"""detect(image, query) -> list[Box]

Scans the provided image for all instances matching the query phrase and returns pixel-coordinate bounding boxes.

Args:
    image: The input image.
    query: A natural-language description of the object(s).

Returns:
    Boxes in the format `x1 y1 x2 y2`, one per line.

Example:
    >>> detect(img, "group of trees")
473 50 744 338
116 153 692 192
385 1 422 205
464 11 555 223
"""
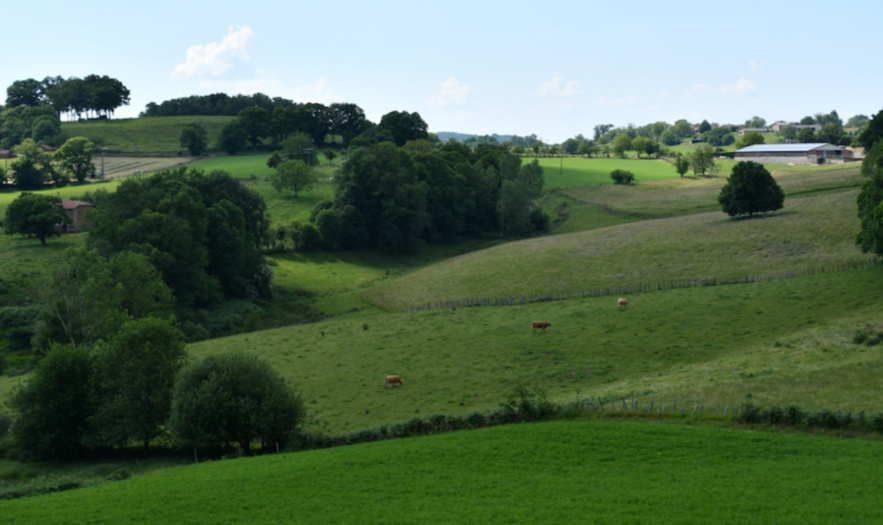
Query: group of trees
296 141 547 252
0 136 99 188
10 316 304 459
84 168 272 315
4 75 130 121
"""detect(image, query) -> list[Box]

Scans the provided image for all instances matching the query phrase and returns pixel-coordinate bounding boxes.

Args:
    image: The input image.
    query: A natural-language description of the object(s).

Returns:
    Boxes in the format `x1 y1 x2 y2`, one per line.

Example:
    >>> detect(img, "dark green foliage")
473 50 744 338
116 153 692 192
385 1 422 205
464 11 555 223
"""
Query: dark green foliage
10 344 94 459
852 326 883 346
4 192 67 245
91 317 186 450
856 139 883 256
217 119 247 154
169 352 305 453
610 169 635 184
87 168 270 308
179 123 208 156
377 110 428 146
718 161 784 217
33 248 128 349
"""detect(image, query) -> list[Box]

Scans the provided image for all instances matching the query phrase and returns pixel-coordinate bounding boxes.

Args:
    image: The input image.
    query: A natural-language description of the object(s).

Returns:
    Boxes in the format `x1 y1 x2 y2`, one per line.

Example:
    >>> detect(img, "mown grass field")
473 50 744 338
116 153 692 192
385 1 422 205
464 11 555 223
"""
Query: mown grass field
3 422 882 524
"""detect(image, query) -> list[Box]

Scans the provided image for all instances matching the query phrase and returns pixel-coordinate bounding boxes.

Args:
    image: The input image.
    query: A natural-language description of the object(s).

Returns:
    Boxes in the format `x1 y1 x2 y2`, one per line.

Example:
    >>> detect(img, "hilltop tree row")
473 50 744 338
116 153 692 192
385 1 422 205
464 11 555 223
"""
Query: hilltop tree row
4 75 130 120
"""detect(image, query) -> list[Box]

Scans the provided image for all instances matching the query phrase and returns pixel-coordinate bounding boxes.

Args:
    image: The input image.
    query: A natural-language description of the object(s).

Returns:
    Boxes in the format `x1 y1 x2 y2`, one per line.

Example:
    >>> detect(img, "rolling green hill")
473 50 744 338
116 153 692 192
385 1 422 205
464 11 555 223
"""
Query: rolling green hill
2 422 882 524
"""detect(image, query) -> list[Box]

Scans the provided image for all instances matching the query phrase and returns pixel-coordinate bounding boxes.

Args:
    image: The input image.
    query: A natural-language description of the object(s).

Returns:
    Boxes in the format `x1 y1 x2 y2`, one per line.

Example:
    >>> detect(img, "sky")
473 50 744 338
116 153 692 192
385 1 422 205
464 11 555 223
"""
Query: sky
3 0 881 144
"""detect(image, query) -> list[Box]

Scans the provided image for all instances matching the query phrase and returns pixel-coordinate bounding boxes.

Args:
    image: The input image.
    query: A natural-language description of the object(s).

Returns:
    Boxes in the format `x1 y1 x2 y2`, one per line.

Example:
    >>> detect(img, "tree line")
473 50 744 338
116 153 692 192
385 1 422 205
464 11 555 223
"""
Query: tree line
269 141 548 254
3 75 130 121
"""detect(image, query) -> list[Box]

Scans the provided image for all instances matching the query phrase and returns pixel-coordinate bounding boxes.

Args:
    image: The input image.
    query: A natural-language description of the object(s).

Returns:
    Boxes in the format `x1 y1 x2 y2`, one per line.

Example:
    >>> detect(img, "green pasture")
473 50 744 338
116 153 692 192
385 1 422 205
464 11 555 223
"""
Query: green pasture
189 154 338 224
3 421 882 524
57 116 234 154
178 267 883 435
365 187 865 311
535 156 693 186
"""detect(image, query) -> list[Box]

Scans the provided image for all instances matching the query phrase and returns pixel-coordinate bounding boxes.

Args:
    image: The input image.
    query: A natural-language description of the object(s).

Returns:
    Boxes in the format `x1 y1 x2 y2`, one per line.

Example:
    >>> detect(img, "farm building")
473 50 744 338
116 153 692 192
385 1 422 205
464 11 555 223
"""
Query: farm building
60 200 95 232
734 143 854 165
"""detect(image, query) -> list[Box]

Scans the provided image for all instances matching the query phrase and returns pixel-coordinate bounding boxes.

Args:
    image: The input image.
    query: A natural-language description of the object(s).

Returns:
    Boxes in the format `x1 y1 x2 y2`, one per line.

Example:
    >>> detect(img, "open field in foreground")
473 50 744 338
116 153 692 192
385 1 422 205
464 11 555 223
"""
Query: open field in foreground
3 421 882 524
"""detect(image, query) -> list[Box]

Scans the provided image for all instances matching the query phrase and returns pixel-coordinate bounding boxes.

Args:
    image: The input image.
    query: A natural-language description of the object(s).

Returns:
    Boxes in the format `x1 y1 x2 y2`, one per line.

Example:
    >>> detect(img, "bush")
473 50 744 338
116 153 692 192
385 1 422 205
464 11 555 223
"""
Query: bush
610 169 635 185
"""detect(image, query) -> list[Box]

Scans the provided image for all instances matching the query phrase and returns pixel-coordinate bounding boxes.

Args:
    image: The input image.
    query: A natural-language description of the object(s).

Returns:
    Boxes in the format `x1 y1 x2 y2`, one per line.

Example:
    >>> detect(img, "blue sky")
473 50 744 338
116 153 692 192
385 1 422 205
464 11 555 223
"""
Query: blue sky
4 0 881 143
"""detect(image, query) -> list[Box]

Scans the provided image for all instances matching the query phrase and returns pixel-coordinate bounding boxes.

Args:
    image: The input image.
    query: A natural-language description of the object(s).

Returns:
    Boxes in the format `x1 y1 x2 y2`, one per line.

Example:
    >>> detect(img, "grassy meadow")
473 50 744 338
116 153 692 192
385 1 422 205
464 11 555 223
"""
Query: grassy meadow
3 422 882 524
57 116 234 154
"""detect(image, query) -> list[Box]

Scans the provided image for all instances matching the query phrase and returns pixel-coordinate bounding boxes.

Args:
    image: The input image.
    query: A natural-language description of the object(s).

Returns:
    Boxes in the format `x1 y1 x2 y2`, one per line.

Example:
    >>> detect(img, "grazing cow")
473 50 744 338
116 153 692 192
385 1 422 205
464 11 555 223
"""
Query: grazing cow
384 375 404 389
617 298 629 310
531 321 552 332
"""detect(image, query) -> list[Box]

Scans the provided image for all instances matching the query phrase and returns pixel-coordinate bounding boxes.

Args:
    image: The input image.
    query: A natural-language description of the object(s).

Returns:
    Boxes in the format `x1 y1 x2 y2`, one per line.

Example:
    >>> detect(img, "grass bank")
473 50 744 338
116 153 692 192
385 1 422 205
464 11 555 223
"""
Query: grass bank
2 421 881 524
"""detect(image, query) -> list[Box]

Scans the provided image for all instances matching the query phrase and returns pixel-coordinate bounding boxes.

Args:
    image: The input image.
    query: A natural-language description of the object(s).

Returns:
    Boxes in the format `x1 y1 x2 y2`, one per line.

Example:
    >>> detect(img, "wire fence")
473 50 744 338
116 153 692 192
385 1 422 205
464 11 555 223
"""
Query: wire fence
409 258 881 311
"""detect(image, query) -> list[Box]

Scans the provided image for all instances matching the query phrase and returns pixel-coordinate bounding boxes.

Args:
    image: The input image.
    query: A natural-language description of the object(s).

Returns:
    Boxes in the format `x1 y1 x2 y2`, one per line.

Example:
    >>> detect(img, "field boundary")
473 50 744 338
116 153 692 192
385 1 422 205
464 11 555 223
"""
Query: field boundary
409 258 881 311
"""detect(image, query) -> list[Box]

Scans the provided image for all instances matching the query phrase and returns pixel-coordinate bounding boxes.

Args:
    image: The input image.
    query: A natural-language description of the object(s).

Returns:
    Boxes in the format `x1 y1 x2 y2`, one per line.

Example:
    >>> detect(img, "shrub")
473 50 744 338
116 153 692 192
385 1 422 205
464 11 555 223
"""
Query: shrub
610 169 635 185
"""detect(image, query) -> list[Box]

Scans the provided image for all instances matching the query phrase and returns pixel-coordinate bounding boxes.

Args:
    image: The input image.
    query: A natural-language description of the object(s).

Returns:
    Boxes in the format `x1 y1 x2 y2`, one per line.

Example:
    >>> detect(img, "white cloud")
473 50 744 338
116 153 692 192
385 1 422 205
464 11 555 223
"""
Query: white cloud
290 77 341 104
535 76 584 97
682 83 713 98
429 77 472 107
720 78 756 95
598 95 638 107
171 26 253 78
749 59 762 71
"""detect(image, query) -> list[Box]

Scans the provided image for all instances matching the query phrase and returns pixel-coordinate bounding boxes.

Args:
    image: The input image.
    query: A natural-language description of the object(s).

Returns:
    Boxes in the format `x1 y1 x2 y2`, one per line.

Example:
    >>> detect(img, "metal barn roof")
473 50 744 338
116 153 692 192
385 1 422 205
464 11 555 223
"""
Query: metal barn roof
735 143 831 153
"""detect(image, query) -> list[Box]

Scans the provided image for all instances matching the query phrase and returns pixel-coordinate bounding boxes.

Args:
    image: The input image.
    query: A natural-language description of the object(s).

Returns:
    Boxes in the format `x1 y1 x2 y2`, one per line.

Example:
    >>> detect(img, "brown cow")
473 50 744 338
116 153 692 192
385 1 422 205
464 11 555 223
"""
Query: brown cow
617 298 629 310
531 321 551 332
384 375 404 389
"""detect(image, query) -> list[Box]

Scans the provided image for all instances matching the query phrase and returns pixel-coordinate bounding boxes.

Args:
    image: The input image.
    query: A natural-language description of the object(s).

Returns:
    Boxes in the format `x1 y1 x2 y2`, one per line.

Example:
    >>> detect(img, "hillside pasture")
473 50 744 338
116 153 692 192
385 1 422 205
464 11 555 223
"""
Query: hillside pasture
57 116 234 154
186 266 883 434
4 421 881 523
364 187 865 311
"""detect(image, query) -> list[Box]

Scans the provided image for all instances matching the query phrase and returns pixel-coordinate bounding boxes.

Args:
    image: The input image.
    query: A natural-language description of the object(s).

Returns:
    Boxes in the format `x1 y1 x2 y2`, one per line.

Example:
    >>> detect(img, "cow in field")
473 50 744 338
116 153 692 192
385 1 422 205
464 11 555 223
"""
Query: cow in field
384 375 404 389
617 298 629 310
531 321 552 332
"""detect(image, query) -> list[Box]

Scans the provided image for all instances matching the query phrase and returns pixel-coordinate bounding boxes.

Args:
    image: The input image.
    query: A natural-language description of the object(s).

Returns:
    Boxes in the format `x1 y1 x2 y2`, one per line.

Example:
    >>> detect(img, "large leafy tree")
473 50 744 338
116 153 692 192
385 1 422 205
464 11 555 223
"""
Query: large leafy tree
10 344 95 459
689 144 717 176
856 138 883 257
271 159 317 197
92 317 186 450
3 192 67 245
169 352 306 455
10 138 52 188
378 110 428 147
180 122 208 156
718 161 784 218
55 136 97 182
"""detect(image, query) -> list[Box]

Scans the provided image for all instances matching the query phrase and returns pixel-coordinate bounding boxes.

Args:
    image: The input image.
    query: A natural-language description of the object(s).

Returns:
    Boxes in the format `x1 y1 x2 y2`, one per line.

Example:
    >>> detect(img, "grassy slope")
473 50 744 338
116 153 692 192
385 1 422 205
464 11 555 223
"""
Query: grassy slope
56 116 234 154
185 266 883 434
365 188 866 311
3 422 882 524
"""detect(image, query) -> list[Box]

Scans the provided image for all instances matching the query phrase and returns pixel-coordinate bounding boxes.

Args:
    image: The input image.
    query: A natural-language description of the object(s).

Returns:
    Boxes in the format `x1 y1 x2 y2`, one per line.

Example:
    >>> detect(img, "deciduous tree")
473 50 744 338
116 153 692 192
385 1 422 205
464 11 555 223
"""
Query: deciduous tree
92 317 186 450
169 352 306 454
55 136 97 182
3 192 67 245
180 122 208 156
271 159 317 197
689 144 716 176
718 161 784 217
